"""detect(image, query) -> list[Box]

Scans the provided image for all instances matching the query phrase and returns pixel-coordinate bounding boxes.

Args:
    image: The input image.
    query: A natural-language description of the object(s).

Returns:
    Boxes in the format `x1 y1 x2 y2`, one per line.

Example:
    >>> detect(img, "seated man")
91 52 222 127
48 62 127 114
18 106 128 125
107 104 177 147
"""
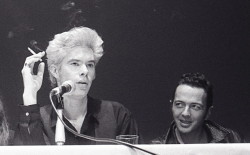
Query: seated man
14 27 139 145
152 72 243 144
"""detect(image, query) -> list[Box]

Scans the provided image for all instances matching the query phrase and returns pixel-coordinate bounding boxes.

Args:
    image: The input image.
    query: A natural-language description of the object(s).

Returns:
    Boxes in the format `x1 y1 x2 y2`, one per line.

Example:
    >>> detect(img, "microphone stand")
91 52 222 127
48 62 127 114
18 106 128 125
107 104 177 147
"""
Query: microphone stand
55 95 65 145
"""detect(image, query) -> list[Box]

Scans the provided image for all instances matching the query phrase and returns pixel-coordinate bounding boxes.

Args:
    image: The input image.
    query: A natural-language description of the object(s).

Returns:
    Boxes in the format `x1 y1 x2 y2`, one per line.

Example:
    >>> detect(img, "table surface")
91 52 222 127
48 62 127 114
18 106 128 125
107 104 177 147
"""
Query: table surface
0 144 249 155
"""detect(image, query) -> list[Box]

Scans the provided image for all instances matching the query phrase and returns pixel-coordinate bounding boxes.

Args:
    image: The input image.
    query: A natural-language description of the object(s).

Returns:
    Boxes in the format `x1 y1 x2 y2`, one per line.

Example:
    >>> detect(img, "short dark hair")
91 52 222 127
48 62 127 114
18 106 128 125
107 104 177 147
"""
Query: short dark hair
175 72 213 109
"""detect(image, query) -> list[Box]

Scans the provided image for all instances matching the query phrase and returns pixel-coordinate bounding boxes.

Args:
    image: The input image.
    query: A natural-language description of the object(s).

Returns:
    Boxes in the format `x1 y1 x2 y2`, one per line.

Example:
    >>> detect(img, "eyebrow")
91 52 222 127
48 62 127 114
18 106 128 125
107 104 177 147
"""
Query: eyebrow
68 59 81 62
68 59 96 64
174 100 203 105
173 100 183 103
88 60 96 63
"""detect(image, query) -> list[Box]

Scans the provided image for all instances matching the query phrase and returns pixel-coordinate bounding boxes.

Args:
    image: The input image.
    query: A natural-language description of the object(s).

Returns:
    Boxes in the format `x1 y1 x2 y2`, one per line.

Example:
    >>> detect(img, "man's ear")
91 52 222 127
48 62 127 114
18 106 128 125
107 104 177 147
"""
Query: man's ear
49 65 59 79
205 106 213 120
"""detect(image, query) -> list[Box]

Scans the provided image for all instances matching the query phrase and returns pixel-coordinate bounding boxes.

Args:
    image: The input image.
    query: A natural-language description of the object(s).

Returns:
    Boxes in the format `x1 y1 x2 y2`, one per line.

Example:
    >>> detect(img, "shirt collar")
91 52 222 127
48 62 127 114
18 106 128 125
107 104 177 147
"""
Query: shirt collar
169 121 210 144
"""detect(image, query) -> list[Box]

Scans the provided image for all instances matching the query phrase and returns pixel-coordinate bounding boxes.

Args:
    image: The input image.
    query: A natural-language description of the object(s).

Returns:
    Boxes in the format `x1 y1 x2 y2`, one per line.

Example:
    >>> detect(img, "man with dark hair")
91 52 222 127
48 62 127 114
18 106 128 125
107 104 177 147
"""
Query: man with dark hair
152 72 243 144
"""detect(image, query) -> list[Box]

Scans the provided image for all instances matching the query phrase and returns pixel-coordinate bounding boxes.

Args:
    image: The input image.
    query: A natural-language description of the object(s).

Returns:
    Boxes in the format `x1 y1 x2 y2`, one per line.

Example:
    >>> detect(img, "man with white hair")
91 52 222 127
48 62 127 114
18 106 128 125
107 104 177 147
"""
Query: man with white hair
14 27 139 145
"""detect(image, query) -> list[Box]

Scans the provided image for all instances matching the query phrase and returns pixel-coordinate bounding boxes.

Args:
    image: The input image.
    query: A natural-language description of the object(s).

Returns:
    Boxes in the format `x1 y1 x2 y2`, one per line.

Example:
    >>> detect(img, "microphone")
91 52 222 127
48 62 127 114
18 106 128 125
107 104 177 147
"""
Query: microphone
52 80 74 145
51 80 74 96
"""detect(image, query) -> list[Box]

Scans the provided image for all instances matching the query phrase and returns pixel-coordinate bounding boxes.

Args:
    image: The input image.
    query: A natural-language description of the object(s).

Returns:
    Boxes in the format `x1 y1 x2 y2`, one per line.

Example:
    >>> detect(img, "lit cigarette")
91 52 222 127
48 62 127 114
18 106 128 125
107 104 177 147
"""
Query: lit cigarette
28 47 36 55
28 47 43 61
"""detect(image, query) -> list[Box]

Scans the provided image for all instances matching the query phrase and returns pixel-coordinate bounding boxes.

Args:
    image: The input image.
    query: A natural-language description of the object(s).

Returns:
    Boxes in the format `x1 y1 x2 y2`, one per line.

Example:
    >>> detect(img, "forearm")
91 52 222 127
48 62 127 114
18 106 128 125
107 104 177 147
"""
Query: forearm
22 89 38 106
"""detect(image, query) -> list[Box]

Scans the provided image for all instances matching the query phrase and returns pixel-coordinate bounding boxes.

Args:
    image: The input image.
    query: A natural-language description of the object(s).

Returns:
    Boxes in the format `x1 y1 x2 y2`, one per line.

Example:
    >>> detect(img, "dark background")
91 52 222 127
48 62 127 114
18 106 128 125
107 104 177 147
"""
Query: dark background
0 0 250 143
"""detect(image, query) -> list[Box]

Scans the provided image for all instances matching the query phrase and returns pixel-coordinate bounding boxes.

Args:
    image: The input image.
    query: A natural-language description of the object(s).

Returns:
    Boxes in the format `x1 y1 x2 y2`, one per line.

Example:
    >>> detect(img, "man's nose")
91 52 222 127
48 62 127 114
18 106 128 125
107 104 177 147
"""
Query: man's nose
80 65 88 76
181 106 191 118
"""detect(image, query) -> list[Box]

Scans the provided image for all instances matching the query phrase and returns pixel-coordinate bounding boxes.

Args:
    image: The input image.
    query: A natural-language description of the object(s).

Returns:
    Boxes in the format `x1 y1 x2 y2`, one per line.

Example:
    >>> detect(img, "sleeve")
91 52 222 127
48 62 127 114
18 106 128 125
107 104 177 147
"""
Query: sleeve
13 104 46 145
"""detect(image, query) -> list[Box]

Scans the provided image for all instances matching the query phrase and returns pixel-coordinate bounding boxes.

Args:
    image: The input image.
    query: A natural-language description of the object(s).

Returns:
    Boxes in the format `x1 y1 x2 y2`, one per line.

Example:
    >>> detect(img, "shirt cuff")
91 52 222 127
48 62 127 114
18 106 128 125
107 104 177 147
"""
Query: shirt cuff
19 104 40 124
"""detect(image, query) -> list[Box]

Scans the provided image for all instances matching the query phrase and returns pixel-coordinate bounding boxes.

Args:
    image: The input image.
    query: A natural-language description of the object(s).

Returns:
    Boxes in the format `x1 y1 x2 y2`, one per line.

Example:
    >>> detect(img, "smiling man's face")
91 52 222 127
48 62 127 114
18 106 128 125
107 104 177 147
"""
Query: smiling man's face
172 84 208 135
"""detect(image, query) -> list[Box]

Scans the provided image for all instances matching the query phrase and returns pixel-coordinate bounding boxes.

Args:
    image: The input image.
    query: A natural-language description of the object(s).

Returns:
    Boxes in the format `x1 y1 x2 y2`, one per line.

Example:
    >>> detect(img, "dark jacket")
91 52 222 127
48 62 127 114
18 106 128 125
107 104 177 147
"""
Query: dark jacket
14 96 139 145
152 120 243 144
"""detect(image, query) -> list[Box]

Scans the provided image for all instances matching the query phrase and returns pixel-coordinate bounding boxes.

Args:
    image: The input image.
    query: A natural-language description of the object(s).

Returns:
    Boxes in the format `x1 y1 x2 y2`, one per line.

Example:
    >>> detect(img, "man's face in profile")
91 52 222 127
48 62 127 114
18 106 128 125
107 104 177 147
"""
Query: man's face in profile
172 84 208 135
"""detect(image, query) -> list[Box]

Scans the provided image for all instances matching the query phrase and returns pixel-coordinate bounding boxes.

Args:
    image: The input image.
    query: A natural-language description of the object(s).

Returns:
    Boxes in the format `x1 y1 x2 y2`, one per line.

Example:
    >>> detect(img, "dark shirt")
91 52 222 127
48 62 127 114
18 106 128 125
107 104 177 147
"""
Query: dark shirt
151 120 244 144
14 96 139 145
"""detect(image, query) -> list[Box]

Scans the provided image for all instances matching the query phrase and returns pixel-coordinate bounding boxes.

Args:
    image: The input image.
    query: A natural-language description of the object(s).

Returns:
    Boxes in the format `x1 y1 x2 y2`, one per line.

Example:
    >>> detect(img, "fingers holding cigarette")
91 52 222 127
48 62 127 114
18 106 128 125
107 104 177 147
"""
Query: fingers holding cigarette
24 48 45 68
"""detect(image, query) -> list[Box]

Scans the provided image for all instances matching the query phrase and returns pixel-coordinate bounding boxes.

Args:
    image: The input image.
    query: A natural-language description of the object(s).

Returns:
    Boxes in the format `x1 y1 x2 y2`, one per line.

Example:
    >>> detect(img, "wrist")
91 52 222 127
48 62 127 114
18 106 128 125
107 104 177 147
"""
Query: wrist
23 90 37 106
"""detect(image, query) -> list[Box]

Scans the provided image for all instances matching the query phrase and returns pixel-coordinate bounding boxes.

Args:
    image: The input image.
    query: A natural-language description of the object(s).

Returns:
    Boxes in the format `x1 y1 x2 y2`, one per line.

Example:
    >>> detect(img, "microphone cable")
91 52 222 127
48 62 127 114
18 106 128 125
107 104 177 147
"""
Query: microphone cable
49 91 158 155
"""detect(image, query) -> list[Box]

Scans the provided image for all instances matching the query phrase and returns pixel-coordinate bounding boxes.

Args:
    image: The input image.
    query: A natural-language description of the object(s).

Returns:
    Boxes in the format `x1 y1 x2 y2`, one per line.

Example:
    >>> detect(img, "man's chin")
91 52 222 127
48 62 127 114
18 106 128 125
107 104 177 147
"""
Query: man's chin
177 126 193 134
63 91 88 98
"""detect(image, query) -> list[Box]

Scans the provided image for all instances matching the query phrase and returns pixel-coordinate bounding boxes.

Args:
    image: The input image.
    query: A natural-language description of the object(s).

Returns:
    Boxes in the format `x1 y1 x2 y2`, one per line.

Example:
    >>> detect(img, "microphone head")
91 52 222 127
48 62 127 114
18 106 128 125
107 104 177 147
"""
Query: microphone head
61 80 75 94
51 80 75 96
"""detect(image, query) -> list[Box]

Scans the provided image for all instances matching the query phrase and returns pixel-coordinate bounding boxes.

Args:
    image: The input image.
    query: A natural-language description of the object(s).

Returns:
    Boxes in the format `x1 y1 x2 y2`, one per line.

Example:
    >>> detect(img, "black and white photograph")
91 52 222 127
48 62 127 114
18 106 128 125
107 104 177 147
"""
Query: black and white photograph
0 0 249 154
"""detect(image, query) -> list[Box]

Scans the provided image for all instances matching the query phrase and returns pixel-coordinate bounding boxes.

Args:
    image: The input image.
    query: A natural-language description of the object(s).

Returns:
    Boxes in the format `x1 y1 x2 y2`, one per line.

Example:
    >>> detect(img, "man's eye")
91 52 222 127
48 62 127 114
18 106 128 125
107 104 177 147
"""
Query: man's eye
174 102 185 108
87 63 95 68
71 62 79 66
191 104 202 111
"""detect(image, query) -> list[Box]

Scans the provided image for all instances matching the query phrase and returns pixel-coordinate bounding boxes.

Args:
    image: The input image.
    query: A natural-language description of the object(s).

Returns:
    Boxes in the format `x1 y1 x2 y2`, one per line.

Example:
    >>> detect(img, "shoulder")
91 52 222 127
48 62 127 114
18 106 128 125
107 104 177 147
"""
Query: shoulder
102 100 128 110
205 120 244 143
223 128 244 143
89 96 132 115
102 100 133 117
